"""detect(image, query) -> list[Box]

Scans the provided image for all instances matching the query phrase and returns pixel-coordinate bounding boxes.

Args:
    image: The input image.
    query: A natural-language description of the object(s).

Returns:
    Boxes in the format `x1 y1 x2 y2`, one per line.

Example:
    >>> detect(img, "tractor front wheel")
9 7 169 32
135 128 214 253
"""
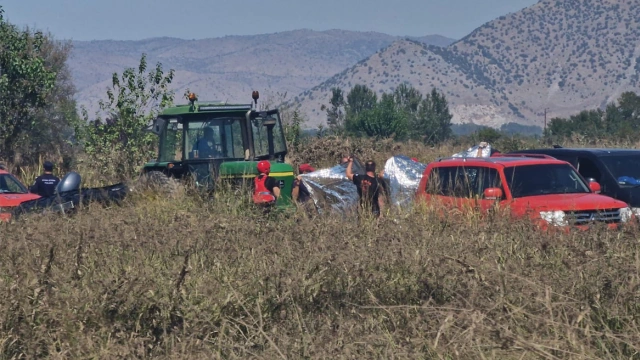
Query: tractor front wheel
136 170 182 196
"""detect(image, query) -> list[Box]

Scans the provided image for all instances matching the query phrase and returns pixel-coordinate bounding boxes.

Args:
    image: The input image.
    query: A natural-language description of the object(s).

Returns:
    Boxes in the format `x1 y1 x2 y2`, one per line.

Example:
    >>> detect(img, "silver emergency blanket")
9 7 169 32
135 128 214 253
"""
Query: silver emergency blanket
298 159 363 215
380 155 427 209
299 156 427 215
452 142 492 158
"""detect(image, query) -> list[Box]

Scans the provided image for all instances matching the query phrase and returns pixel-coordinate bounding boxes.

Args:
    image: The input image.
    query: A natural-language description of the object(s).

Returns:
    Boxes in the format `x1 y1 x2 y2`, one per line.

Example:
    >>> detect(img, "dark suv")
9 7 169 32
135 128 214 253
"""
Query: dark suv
508 147 640 212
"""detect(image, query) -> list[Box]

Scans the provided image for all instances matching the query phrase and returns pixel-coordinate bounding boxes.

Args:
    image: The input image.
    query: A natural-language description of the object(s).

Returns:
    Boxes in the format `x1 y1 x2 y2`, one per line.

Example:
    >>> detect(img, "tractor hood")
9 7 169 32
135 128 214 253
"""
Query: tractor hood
219 161 293 177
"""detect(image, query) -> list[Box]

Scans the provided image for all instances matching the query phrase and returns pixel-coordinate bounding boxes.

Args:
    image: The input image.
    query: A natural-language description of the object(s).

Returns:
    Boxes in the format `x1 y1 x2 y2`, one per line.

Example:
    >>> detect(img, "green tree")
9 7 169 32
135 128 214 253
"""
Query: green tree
571 109 605 139
604 102 626 136
616 91 640 120
393 83 422 117
345 92 408 140
284 110 304 151
546 110 604 140
414 88 453 144
473 127 502 143
321 87 346 133
25 34 80 166
547 116 574 138
345 84 377 117
77 53 175 179
614 91 640 137
0 7 58 163
344 84 378 136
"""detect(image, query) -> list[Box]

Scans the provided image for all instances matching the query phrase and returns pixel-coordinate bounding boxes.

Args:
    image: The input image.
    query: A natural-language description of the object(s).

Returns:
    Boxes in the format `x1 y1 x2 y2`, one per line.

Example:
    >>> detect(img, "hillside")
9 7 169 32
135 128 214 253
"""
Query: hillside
293 0 640 128
68 30 455 114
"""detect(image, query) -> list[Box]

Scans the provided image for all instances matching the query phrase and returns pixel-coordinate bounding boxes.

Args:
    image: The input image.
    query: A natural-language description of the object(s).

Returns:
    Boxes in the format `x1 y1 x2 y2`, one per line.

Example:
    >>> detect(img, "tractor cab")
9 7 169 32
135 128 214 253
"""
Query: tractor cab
142 91 294 205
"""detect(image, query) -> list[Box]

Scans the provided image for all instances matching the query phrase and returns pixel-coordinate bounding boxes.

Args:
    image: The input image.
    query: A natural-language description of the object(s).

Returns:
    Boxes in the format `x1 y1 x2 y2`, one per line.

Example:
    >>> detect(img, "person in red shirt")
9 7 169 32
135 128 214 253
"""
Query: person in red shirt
253 160 281 206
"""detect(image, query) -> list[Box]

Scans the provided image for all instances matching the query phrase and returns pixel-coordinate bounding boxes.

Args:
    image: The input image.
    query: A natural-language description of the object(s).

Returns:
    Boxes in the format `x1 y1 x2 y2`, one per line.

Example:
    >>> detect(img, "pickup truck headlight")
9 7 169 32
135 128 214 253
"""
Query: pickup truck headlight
540 210 567 226
620 207 633 222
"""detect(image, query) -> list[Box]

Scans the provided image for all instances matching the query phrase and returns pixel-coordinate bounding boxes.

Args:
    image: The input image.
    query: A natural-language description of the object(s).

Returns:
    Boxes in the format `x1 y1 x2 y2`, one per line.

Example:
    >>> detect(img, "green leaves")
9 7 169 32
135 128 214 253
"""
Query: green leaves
77 53 175 180
347 92 408 140
413 88 453 145
0 7 64 163
335 84 452 143
547 91 640 142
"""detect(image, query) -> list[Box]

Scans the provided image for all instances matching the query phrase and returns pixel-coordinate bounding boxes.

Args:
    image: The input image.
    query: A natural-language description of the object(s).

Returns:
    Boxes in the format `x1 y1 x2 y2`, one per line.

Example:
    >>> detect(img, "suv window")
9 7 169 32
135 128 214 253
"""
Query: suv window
576 157 602 183
599 154 640 186
426 166 502 198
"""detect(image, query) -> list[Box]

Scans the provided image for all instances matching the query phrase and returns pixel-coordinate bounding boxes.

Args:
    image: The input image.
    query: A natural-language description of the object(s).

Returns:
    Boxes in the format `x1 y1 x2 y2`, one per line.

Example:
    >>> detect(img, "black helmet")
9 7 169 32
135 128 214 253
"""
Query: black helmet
56 171 81 193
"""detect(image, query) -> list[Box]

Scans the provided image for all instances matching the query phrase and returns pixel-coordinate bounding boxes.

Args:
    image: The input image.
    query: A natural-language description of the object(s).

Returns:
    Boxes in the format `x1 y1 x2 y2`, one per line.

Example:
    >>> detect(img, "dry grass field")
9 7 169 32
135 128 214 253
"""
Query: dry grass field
2 136 640 359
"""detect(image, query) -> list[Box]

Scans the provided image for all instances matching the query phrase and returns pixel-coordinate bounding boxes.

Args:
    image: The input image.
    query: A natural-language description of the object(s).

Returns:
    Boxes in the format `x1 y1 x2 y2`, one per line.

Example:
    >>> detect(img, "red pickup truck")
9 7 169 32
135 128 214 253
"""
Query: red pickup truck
415 155 633 230
0 168 41 221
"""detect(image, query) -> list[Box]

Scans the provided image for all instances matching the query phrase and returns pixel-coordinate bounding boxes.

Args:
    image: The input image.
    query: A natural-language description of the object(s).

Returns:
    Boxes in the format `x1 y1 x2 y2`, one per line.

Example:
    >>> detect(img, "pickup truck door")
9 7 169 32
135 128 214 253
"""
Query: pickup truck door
422 165 502 215
420 166 460 209
473 166 507 213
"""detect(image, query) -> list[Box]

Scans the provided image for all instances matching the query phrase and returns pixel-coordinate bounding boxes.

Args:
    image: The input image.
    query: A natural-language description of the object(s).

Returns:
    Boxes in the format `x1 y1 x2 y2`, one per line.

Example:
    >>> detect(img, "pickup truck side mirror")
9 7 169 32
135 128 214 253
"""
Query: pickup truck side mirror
484 187 503 200
589 181 601 194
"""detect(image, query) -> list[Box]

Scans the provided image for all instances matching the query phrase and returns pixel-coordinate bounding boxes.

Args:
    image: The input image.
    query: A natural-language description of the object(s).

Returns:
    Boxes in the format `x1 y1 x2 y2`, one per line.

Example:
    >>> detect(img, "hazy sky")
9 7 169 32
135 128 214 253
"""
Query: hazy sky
2 0 538 41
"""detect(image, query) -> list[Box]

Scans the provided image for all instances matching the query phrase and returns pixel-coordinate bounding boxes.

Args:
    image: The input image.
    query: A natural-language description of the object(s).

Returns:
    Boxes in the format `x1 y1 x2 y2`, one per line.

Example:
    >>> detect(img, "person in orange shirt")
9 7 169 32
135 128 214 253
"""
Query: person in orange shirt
253 160 281 207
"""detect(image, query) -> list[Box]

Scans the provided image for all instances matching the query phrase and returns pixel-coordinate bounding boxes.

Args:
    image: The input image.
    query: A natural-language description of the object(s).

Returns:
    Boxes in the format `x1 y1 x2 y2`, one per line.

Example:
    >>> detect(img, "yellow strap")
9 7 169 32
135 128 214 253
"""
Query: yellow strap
219 172 294 179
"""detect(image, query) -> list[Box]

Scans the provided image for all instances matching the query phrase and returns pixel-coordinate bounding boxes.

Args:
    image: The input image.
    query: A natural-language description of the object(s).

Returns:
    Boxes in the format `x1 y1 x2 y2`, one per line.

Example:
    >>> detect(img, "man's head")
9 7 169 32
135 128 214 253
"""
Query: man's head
257 160 271 174
43 161 54 173
340 157 349 165
365 160 376 173
299 163 315 174
203 127 214 140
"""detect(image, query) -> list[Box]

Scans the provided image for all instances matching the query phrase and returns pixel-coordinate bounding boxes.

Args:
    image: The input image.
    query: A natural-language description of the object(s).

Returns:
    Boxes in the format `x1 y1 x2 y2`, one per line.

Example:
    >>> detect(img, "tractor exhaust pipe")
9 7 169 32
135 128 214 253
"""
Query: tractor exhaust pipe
252 91 259 110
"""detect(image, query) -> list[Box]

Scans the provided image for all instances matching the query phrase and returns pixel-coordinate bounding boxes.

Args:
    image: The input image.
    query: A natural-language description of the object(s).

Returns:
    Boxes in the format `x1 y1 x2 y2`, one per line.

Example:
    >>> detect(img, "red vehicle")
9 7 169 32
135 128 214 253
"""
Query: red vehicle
415 155 634 230
0 168 41 221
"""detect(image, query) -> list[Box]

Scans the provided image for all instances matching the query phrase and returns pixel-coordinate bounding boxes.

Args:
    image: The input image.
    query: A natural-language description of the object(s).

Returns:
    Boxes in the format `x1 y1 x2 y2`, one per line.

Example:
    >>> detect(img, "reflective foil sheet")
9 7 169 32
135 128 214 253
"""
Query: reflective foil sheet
380 155 427 209
299 159 364 215
452 143 492 158
299 156 427 215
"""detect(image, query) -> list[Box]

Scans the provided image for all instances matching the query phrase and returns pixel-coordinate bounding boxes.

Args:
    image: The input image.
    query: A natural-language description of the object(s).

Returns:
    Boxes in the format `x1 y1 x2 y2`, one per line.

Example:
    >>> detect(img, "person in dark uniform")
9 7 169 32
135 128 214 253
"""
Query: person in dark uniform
345 157 385 218
292 163 314 203
292 163 317 214
30 161 60 197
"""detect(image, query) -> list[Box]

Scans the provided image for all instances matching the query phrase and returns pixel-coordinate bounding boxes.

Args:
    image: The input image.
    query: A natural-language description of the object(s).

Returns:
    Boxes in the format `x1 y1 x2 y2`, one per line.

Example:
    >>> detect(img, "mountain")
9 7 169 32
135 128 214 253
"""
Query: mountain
68 29 455 115
292 0 640 128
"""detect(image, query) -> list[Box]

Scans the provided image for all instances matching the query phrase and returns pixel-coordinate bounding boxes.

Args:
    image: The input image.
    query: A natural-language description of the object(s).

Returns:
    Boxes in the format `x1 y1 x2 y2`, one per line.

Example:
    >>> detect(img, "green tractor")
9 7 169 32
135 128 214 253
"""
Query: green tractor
141 91 294 207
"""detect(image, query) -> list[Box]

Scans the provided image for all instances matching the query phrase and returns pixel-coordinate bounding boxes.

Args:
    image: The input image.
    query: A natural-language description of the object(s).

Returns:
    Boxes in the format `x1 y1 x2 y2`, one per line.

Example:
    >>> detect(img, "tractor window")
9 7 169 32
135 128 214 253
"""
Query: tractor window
185 118 244 160
158 118 182 162
251 113 287 158
225 122 246 159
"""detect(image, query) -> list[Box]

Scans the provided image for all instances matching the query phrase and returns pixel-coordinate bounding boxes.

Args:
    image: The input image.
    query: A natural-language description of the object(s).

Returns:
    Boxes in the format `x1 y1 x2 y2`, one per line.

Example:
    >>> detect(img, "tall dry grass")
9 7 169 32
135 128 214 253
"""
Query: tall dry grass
2 137 640 358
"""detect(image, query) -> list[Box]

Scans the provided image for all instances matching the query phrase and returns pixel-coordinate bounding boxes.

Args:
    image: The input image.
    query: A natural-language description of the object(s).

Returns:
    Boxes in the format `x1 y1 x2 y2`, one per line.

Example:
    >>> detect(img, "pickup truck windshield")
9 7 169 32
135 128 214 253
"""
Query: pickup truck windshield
503 164 590 198
0 174 28 194
599 155 640 186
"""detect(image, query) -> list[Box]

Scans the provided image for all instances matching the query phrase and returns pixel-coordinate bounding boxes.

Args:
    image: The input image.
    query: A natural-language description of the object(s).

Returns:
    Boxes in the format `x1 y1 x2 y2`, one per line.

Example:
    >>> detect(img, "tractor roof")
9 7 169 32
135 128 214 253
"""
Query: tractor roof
159 102 254 117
